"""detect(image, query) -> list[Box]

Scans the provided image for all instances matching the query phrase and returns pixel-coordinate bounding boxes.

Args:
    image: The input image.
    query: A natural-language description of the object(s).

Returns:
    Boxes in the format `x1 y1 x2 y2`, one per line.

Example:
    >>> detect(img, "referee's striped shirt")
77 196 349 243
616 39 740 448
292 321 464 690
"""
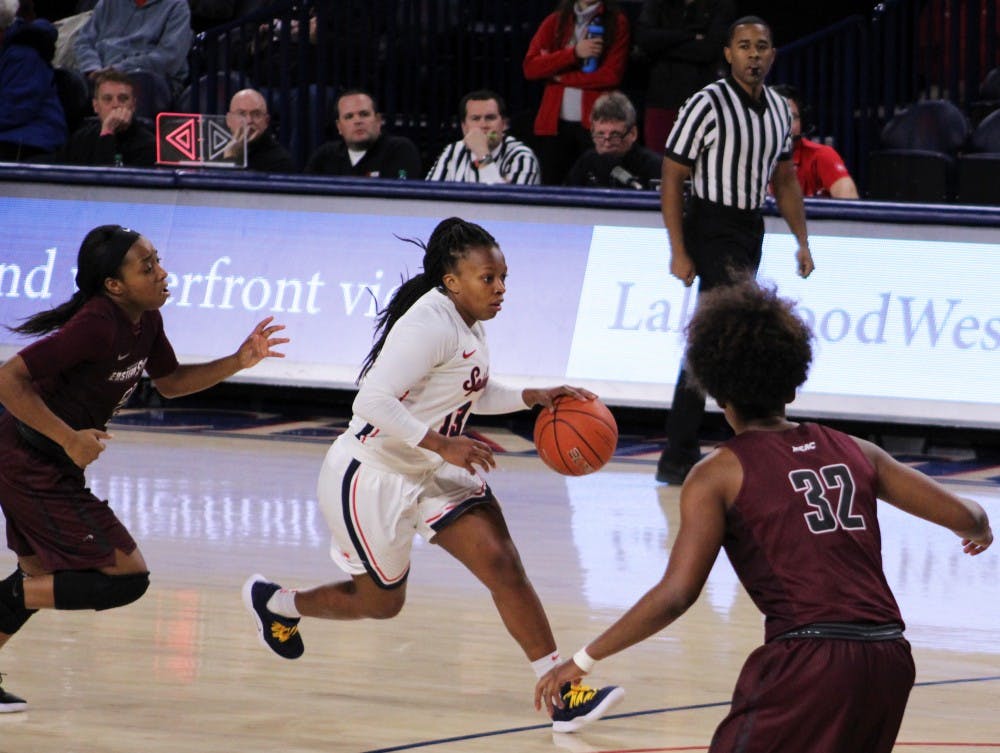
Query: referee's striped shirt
426 135 541 185
665 75 793 210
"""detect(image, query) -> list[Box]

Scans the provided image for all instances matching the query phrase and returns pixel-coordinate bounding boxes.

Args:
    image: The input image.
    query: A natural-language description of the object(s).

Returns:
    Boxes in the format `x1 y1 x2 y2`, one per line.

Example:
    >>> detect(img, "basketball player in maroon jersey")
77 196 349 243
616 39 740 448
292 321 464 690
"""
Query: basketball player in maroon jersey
535 280 992 752
0 225 288 712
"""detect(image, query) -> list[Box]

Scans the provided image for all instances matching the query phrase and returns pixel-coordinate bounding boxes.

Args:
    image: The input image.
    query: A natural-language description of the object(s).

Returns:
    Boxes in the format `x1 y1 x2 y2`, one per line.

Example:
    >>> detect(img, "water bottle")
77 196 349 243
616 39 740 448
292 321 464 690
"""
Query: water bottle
581 21 603 73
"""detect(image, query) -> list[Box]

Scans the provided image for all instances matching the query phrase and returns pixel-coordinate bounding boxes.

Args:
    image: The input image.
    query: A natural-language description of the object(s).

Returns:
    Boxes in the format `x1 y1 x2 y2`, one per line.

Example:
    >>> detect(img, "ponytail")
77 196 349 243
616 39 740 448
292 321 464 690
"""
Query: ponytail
357 217 498 381
8 224 140 336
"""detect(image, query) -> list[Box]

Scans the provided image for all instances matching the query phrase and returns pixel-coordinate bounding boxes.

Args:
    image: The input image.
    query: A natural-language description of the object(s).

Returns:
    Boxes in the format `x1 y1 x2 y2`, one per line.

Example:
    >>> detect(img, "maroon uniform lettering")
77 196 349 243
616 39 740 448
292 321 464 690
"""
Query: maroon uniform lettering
17 295 178 431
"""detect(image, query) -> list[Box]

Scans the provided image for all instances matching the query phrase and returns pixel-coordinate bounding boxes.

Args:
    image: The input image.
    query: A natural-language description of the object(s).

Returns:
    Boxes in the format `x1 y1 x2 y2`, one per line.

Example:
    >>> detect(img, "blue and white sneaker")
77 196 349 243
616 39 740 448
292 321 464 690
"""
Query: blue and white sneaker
242 574 304 660
551 681 624 733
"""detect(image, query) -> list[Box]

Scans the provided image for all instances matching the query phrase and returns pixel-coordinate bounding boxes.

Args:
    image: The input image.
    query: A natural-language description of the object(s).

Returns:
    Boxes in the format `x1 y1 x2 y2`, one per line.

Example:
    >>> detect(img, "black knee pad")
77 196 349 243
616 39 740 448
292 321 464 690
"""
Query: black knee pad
53 571 150 611
0 605 36 635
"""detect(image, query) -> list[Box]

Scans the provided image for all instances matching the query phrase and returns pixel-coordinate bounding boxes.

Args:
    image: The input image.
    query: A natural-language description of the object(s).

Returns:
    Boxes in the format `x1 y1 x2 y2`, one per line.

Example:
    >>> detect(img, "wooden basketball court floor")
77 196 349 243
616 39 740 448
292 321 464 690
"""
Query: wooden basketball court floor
1 423 998 753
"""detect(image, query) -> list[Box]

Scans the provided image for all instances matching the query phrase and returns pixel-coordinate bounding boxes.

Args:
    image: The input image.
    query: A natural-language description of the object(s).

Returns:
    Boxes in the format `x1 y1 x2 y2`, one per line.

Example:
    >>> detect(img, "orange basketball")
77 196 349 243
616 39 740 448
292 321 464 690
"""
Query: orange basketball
533 396 618 476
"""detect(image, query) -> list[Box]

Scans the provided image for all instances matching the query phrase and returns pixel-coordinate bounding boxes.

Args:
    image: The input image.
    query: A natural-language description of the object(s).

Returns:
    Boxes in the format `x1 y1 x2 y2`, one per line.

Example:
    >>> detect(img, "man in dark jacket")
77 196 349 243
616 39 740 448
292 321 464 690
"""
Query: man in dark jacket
564 91 662 189
223 87 294 172
304 89 420 179
55 68 155 166
0 8 66 160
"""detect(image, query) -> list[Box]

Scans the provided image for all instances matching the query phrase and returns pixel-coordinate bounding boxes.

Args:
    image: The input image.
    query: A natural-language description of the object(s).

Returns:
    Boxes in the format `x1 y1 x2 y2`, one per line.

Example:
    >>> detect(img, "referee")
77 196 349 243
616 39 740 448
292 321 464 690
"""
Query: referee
656 15 814 485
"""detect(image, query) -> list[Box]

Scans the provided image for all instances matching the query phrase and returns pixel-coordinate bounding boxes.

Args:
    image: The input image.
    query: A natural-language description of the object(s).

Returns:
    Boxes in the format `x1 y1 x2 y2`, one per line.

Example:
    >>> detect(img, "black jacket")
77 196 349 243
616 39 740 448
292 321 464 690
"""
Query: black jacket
56 116 156 167
245 130 295 172
564 144 664 189
305 133 421 179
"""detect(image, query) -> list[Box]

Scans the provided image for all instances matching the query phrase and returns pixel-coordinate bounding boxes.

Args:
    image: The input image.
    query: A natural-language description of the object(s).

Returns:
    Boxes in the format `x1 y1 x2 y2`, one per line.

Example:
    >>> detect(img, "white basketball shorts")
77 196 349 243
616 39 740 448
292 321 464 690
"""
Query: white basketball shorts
317 440 494 588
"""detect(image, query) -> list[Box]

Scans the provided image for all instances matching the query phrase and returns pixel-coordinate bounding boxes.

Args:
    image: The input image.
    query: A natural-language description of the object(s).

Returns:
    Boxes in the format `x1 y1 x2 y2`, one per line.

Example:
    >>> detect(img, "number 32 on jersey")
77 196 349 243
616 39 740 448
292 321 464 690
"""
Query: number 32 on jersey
789 463 868 534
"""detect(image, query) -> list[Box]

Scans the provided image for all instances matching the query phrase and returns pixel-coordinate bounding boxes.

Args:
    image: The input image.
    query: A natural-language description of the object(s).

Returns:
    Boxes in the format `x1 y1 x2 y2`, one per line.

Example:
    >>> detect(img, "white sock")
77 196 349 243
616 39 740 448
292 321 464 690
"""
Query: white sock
531 651 561 678
266 588 301 618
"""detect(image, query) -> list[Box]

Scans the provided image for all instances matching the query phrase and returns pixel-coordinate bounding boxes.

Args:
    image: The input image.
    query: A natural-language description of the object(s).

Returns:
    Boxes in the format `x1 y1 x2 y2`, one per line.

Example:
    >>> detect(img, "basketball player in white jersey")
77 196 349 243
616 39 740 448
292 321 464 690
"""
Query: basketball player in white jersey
243 217 624 732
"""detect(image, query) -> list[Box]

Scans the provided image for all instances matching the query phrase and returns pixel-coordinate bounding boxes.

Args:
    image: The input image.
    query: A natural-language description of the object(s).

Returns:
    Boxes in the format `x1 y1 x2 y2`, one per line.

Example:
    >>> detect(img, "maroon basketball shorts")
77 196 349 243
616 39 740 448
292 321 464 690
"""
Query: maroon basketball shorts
0 418 137 571
709 635 915 753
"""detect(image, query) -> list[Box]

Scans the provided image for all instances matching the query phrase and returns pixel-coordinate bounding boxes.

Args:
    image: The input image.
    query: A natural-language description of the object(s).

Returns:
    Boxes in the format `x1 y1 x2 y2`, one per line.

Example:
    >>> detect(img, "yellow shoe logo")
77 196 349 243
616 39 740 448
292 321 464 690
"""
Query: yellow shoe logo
270 622 299 644
564 684 597 708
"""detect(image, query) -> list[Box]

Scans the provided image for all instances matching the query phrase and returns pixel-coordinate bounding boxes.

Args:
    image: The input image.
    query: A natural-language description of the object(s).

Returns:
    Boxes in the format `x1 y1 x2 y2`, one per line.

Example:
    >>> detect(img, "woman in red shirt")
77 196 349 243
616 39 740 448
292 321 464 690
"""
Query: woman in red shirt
523 0 630 185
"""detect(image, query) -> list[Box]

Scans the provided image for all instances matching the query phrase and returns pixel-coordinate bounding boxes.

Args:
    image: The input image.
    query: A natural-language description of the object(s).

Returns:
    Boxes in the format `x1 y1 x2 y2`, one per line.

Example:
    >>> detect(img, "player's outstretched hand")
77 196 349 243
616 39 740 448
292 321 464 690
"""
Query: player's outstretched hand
534 657 586 718
235 316 289 369
523 385 597 412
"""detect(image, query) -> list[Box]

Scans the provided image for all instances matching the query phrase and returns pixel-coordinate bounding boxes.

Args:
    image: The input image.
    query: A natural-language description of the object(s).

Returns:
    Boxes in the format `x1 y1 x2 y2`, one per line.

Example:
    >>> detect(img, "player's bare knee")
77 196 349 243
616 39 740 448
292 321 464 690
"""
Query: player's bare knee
367 591 405 619
481 546 529 590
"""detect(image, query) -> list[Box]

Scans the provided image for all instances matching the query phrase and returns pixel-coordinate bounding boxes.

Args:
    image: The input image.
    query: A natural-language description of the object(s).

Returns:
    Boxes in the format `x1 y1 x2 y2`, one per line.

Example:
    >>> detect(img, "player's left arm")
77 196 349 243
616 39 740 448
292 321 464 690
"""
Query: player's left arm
534 450 731 715
772 158 814 278
152 316 287 398
854 437 992 554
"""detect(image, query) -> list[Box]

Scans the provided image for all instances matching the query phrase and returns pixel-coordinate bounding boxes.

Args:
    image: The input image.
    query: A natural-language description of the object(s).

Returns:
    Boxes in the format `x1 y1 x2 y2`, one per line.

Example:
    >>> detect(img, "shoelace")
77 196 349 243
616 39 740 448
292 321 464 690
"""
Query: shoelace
562 683 597 709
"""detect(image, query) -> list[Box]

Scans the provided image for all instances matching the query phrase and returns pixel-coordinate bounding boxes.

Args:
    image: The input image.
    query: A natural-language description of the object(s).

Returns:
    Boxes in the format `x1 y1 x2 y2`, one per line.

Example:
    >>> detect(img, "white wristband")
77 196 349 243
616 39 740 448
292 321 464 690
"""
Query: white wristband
573 647 597 674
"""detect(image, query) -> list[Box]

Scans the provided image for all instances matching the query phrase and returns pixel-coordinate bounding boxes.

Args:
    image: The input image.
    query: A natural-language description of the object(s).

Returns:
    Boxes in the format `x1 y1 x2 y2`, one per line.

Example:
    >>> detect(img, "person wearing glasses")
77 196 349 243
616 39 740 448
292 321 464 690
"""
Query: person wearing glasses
563 91 662 189
223 88 294 172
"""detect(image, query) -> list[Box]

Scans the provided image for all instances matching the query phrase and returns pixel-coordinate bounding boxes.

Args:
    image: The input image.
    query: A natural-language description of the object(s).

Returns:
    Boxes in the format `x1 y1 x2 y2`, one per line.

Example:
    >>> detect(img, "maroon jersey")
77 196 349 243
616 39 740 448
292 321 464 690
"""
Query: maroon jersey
17 295 178 431
721 423 903 642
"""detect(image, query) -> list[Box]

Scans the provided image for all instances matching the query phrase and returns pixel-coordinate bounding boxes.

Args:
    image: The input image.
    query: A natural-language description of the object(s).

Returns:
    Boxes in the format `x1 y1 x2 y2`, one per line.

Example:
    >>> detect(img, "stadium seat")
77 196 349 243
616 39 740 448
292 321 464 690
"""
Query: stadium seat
867 100 970 202
956 109 1000 205
969 67 1000 126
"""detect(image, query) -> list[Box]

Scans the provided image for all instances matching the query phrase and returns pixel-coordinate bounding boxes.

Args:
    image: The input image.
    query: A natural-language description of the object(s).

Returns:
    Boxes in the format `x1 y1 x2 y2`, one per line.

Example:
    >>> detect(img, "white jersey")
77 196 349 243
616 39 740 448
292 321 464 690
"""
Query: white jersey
338 288 527 475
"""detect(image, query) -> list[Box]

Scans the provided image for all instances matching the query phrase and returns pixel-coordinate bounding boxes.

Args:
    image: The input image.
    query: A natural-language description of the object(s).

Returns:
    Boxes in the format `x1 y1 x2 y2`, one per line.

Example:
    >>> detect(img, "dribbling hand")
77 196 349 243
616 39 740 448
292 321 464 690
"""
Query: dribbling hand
523 385 597 412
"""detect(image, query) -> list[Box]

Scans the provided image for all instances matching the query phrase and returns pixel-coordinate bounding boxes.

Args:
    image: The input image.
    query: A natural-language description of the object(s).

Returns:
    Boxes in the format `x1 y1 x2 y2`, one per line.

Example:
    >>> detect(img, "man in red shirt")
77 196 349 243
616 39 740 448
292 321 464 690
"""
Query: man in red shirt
772 84 859 199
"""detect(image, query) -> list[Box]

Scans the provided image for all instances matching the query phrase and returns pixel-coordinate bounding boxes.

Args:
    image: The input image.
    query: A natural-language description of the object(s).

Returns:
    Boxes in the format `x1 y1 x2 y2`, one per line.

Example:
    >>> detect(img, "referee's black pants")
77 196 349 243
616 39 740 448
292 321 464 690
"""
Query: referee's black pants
663 199 765 465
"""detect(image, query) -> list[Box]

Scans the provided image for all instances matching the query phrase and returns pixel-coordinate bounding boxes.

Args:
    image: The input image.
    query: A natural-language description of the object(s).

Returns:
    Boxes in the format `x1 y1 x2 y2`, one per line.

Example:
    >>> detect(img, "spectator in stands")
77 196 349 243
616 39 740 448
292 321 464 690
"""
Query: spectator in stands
770 84 859 199
55 68 155 166
523 0 630 185
564 91 662 189
0 0 66 160
634 0 734 152
304 89 421 179
222 87 294 172
426 89 540 185
72 0 192 104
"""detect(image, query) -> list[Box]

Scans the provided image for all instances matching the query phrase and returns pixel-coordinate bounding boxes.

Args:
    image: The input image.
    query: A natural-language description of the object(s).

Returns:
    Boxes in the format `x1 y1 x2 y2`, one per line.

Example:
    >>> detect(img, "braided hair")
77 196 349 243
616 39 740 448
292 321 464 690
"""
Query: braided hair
9 224 140 336
358 217 498 381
